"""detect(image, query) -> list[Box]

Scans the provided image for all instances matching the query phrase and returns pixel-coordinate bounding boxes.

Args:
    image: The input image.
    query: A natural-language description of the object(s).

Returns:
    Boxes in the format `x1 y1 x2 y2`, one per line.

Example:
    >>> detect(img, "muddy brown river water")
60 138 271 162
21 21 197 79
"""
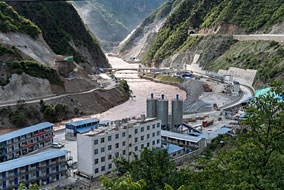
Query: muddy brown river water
0 56 186 133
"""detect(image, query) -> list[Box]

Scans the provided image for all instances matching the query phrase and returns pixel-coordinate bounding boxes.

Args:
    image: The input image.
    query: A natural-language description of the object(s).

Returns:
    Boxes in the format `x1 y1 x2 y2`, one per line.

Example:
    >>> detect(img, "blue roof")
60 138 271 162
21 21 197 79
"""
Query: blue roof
163 144 184 154
66 118 99 127
0 150 69 173
161 130 202 143
75 126 92 133
199 127 231 140
0 122 54 143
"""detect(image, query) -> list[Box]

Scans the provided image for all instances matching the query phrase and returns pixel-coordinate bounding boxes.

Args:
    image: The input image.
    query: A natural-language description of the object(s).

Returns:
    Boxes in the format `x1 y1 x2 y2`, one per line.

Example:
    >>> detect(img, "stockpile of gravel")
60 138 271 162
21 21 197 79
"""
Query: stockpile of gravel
179 79 212 113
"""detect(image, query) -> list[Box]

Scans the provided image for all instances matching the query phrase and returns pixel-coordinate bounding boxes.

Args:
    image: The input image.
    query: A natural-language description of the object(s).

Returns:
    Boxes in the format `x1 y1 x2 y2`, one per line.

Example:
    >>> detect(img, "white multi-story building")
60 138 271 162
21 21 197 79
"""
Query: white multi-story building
77 117 161 178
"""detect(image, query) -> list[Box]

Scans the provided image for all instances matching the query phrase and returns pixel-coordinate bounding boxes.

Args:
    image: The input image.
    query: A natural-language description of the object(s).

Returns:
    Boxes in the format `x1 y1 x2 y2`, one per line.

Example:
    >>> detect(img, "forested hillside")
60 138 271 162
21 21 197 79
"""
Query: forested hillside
73 0 166 51
143 0 284 65
7 1 109 68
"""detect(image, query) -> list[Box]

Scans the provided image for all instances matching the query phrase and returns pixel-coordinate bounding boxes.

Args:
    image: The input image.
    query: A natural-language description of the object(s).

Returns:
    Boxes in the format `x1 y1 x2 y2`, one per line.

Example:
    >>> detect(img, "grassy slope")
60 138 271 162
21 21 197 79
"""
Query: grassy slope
143 0 284 65
206 41 284 89
0 2 41 38
8 1 108 67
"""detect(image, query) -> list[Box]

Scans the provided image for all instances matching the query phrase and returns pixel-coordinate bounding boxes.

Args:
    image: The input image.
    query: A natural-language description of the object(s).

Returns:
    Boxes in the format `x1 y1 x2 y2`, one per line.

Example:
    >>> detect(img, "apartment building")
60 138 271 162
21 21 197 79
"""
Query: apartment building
0 122 54 162
77 117 161 178
0 150 71 190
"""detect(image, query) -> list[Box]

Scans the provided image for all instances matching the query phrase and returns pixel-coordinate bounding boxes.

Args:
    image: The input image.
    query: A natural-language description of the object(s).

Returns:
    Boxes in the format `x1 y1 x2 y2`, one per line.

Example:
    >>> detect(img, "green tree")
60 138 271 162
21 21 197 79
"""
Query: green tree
114 148 177 190
100 174 146 190
187 81 284 190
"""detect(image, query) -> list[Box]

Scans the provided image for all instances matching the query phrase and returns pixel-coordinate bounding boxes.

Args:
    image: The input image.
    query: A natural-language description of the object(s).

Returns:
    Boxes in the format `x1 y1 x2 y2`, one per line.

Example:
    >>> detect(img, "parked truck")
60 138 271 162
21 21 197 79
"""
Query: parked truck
202 120 214 127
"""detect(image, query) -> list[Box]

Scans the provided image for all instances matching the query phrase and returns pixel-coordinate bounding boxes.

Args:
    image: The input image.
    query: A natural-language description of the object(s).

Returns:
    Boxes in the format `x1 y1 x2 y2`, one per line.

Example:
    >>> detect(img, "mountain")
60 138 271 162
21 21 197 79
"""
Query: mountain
73 0 166 51
139 0 284 88
117 0 182 62
7 1 109 68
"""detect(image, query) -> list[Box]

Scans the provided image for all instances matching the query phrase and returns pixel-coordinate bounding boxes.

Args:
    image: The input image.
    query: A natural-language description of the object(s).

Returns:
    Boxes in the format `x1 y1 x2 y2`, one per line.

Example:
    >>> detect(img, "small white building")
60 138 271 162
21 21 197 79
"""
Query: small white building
77 117 161 178
163 144 185 159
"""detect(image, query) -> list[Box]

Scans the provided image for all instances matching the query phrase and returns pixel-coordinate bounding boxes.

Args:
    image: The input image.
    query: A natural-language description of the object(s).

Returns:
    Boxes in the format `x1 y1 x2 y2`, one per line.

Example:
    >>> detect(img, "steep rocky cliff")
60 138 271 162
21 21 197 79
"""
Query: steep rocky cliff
73 0 166 51
118 0 182 61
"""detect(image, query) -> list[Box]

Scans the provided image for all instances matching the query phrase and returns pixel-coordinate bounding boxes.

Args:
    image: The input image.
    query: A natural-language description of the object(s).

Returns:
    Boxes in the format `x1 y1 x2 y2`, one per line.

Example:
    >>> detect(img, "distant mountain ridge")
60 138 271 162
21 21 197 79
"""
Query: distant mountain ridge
73 0 166 51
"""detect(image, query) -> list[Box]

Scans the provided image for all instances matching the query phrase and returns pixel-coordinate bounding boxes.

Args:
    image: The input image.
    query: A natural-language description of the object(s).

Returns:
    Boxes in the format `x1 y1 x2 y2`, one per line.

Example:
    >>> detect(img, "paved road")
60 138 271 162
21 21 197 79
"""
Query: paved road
0 87 102 108
190 34 284 43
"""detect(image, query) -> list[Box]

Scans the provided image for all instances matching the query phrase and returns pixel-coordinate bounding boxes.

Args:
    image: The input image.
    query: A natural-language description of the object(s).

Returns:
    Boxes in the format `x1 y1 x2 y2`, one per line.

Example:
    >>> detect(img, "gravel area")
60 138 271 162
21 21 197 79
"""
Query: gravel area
180 78 239 113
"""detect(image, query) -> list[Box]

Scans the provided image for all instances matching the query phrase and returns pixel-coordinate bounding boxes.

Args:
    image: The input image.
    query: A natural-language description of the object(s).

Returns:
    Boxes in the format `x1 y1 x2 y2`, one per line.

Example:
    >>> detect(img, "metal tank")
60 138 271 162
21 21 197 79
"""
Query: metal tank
157 94 169 129
146 93 158 118
171 94 183 128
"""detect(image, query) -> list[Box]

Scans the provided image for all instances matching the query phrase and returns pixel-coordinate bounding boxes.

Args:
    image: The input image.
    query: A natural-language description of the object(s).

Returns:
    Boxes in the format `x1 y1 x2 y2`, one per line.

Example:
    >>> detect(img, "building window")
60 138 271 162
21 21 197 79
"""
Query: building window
101 147 105 153
135 146 138 151
122 141 126 146
108 136 112 141
123 150 126 155
95 168 99 174
108 164 112 169
141 127 144 132
101 166 105 172
95 159 98 164
152 124 155 129
94 139 98 145
157 139 160 144
147 126 150 130
129 135 132 138
147 134 150 139
101 157 105 162
108 145 112 151
135 138 138 143
129 143 132 147
101 138 105 143
135 129 138 134
157 123 160 128
157 131 160 136
122 132 126 137
115 152 119 157
115 143 119 148
141 136 144 141
108 155 112 160
141 144 144 149
152 141 155 145
115 134 119 139
147 142 150 147
94 149 98 155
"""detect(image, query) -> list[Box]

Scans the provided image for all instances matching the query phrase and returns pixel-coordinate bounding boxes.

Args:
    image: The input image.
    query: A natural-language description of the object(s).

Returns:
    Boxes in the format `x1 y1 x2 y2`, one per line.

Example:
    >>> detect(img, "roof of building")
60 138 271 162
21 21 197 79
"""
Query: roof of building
0 150 69 173
0 122 54 143
75 126 92 133
161 130 203 143
163 144 184 154
199 127 231 140
66 118 99 127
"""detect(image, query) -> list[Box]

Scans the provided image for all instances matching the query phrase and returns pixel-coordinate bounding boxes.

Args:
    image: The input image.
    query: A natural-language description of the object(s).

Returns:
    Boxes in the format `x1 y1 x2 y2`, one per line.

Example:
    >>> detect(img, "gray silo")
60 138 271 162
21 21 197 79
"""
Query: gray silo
146 93 158 118
171 94 183 129
157 94 169 129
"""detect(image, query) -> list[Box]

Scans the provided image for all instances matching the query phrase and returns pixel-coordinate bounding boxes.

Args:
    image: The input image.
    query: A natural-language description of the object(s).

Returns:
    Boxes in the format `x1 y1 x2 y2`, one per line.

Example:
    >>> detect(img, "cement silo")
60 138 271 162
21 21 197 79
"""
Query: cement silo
146 93 158 118
171 94 183 128
157 94 169 129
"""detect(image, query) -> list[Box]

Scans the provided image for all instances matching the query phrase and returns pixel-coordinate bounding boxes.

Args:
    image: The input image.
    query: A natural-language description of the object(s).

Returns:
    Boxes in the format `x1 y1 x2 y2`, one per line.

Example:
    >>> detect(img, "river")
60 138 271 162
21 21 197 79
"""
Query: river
0 57 185 134
55 56 186 127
